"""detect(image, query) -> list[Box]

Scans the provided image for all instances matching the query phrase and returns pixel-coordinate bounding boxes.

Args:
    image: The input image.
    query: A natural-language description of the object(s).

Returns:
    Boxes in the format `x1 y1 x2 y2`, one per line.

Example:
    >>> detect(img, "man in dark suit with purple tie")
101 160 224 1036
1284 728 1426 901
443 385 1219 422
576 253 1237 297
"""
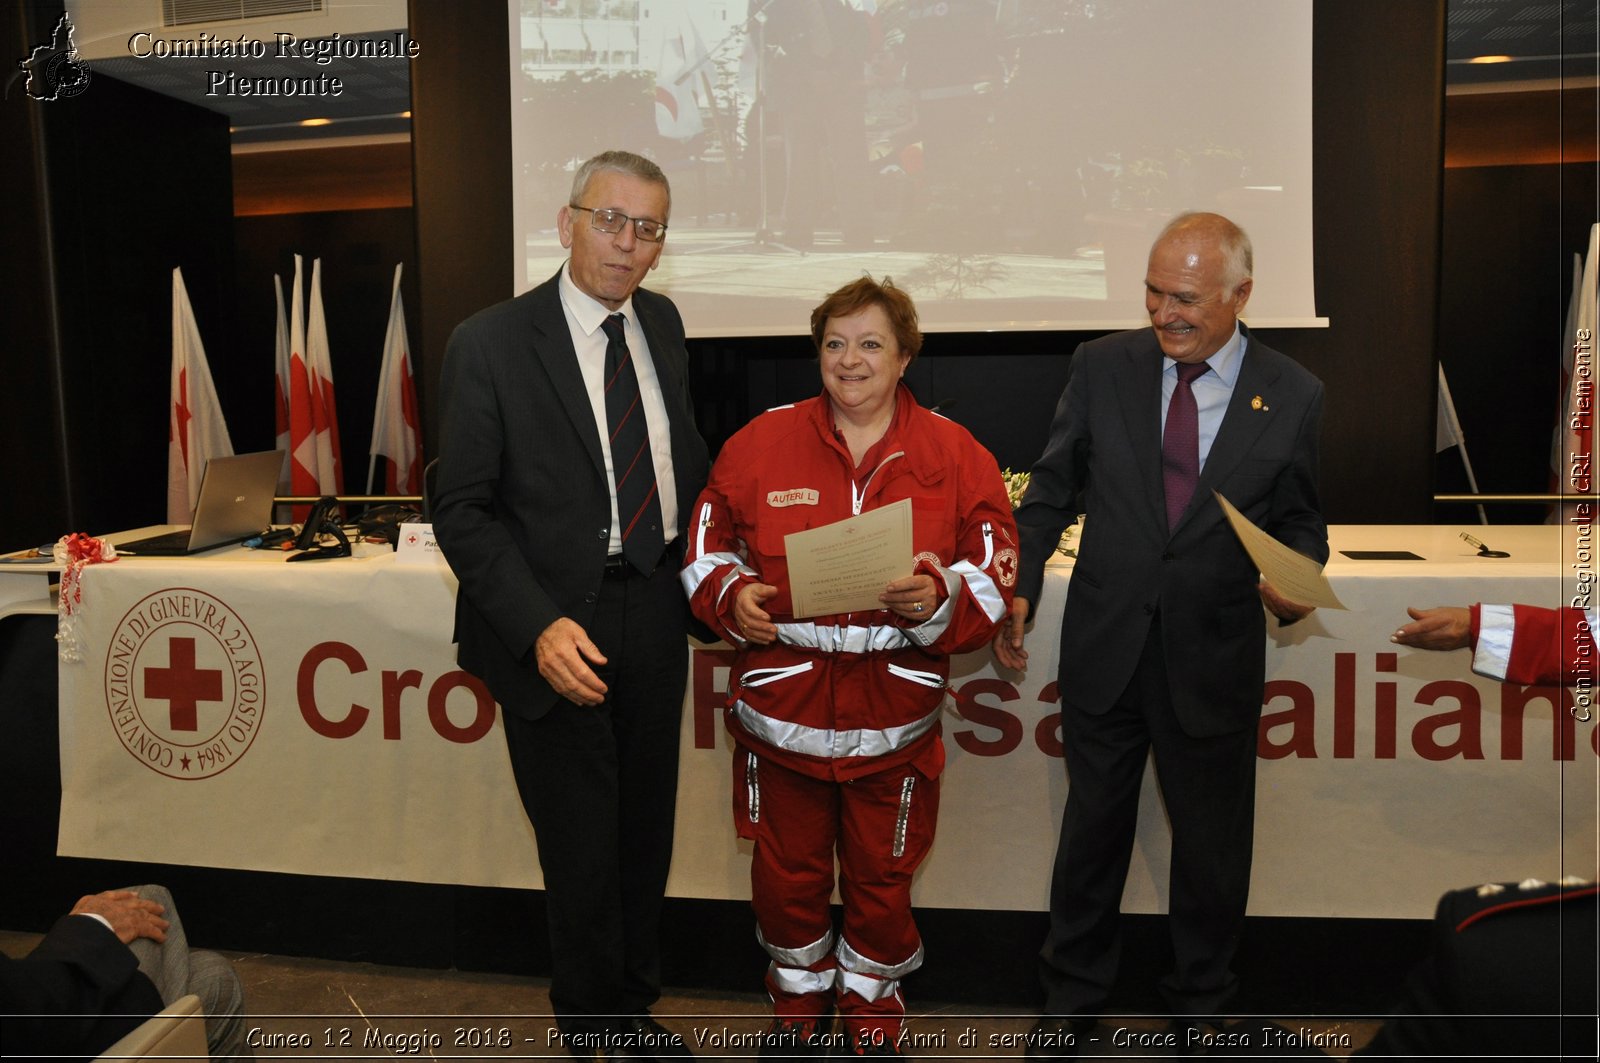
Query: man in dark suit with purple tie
994 212 1327 1056
434 151 708 1060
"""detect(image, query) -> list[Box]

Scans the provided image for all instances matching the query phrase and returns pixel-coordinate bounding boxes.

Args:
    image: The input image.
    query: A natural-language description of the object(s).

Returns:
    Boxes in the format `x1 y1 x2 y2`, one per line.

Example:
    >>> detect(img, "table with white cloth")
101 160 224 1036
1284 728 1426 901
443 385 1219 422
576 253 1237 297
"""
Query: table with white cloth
11 524 1594 921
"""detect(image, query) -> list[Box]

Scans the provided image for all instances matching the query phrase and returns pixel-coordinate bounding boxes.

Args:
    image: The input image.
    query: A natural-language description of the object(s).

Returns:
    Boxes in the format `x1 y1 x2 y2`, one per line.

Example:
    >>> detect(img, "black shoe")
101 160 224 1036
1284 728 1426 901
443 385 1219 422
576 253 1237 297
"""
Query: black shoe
1024 1017 1095 1061
759 1015 833 1057
617 1015 693 1059
555 1027 606 1062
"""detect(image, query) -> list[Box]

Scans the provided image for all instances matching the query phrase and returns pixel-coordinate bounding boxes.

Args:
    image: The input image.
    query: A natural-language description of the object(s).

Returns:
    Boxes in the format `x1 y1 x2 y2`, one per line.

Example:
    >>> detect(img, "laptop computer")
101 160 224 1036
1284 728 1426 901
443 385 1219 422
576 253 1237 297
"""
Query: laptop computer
118 450 286 556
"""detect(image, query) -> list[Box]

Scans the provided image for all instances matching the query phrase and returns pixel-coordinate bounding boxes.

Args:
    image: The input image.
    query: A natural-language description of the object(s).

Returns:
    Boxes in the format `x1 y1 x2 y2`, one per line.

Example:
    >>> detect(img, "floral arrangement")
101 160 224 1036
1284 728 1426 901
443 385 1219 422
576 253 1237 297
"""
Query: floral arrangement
1001 467 1031 509
1000 468 1078 557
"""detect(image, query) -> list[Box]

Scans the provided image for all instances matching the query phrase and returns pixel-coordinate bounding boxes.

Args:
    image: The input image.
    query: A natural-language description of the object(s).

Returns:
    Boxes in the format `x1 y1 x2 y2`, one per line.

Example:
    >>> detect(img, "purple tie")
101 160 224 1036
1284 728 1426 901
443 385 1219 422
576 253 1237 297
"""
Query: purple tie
601 313 665 573
1162 361 1210 532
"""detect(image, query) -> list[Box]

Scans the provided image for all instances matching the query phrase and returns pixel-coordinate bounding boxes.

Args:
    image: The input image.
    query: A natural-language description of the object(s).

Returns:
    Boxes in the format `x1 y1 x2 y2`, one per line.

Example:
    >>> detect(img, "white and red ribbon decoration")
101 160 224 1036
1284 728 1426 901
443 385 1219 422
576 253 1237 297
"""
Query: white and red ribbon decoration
53 533 117 663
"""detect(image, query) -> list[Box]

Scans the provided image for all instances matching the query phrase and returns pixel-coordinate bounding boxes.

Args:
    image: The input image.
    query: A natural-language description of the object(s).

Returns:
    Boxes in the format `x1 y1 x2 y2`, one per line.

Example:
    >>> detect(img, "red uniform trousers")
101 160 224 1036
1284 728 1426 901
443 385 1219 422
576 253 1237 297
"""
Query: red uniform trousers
734 747 941 1044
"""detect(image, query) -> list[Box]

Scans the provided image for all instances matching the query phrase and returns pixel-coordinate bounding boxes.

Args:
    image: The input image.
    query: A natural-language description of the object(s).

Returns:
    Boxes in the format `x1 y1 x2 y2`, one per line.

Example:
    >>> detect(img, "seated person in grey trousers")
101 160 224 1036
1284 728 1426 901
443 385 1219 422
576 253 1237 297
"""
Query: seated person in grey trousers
1 884 251 1060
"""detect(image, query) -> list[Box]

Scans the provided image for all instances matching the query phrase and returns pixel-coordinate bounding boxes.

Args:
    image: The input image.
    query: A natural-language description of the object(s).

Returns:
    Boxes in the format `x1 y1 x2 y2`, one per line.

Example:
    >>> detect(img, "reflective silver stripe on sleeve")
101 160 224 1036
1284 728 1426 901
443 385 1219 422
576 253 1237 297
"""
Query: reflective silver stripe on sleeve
775 622 915 653
892 774 914 857
836 936 925 980
904 521 1002 647
1471 604 1515 682
758 925 834 967
680 549 750 599
732 701 941 760
714 565 758 612
903 567 960 647
950 557 1006 622
745 752 760 824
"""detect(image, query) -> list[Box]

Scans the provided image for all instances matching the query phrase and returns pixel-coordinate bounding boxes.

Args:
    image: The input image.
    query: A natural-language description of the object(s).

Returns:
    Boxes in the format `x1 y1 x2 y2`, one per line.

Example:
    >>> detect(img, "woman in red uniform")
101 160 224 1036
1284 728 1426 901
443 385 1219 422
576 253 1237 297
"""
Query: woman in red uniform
681 277 1017 1057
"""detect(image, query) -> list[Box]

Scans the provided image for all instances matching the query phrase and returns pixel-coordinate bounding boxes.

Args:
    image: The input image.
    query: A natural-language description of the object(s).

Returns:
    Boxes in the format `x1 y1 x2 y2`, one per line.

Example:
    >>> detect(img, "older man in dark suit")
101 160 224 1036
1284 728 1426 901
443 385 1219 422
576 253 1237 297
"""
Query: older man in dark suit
1 886 250 1059
995 212 1327 1055
434 150 708 1060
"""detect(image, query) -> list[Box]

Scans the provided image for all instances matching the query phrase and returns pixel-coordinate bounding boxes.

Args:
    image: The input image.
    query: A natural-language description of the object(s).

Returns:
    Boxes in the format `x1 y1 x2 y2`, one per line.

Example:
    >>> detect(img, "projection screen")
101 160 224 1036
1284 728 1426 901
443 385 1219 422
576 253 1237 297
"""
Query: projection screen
508 0 1320 337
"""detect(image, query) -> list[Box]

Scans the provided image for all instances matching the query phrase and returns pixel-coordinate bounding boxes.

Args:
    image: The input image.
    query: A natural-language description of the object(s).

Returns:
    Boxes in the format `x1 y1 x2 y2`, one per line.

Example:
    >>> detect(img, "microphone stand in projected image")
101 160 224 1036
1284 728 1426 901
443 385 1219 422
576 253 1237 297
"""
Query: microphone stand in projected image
683 1 803 257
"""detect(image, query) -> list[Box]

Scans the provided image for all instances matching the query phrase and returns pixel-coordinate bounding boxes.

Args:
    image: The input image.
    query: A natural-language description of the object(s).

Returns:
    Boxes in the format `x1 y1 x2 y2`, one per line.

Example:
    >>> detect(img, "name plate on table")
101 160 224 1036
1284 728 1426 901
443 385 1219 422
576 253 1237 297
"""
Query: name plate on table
394 523 446 565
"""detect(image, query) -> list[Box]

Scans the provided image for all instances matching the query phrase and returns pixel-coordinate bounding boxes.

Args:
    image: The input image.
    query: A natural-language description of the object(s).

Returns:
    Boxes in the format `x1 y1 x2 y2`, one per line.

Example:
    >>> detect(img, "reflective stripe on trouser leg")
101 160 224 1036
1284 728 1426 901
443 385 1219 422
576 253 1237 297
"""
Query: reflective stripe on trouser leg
747 754 842 1019
760 927 837 1016
833 766 940 1042
836 934 924 1003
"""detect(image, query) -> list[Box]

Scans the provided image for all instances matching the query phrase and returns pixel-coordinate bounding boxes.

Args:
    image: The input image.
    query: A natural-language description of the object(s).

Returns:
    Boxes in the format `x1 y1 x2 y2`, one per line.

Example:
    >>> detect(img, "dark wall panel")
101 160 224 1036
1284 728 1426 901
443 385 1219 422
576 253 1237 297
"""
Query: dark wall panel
1298 0 1445 523
1 4 236 550
409 0 513 468
1436 162 1597 523
1 3 70 552
44 73 238 537
4 3 234 548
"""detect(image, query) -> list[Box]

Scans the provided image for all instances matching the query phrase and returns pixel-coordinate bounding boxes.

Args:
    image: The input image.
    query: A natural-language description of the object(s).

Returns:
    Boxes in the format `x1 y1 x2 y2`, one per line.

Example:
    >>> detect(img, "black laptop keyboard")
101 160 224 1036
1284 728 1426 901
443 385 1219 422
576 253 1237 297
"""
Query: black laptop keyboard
117 529 192 554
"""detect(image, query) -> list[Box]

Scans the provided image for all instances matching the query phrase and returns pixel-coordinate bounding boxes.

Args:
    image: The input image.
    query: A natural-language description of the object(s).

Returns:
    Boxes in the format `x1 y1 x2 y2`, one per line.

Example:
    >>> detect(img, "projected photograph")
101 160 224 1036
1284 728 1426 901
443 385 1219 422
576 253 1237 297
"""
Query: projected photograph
508 0 1316 336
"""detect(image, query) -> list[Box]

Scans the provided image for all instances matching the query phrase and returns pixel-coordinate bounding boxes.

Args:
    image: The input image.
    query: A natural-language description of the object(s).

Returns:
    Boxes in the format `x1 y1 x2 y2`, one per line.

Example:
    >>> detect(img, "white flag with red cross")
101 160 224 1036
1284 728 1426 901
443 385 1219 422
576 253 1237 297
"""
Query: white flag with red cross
366 263 421 494
166 267 234 523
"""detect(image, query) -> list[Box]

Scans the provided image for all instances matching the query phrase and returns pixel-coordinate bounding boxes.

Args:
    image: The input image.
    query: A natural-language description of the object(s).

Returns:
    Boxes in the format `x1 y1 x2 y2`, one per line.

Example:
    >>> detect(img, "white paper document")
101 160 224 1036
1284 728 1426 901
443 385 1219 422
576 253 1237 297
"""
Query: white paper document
1213 491 1346 610
783 498 914 619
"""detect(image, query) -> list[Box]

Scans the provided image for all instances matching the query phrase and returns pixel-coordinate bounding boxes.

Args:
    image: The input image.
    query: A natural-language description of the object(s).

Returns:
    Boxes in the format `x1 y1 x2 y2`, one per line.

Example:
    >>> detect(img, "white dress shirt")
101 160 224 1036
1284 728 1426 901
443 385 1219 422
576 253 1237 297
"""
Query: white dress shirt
1159 324 1246 470
558 262 680 555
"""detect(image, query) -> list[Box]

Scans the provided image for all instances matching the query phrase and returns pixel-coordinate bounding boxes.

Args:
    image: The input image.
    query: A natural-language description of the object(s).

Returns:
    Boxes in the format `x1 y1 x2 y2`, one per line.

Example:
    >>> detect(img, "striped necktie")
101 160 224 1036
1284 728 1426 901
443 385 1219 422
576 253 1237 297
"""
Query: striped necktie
601 313 665 573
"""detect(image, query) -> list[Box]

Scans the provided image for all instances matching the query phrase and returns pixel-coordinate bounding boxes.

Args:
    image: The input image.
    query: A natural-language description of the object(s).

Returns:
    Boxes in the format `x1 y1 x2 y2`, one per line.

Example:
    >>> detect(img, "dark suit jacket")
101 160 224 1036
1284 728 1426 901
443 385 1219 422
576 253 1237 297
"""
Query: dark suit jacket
1016 324 1326 737
433 269 710 720
0 914 163 1059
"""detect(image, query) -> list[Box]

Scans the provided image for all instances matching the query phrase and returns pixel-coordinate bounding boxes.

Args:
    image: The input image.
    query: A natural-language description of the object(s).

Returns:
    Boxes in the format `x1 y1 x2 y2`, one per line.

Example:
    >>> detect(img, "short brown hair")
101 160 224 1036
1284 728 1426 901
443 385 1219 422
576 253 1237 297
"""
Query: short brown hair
810 276 923 363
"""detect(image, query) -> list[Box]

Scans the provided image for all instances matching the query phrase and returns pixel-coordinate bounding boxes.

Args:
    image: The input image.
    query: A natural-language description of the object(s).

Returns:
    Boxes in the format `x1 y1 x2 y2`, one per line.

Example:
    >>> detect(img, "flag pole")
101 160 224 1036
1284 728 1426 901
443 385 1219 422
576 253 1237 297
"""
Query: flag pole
1437 365 1486 525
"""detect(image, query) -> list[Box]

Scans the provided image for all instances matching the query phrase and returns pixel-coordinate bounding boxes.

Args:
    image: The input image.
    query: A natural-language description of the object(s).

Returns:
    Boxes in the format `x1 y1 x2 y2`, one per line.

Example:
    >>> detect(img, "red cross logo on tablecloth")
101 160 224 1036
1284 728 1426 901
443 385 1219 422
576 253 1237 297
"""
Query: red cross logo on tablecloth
143 636 223 732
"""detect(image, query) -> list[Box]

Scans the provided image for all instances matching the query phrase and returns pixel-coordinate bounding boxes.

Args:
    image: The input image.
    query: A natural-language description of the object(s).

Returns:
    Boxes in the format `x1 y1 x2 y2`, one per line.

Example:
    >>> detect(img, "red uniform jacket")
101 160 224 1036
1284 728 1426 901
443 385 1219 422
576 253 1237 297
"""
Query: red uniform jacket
681 387 1017 781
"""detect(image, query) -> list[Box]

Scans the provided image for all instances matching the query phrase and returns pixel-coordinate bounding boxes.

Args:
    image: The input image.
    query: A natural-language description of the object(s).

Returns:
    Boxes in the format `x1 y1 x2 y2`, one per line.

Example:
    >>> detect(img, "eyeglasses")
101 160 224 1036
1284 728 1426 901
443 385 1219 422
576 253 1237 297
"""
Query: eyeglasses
569 205 668 243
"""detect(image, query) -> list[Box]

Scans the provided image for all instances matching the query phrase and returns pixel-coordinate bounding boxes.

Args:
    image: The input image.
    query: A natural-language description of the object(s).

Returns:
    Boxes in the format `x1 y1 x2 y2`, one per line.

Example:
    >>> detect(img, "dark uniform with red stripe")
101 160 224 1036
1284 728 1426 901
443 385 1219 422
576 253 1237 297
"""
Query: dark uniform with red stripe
1357 877 1598 1058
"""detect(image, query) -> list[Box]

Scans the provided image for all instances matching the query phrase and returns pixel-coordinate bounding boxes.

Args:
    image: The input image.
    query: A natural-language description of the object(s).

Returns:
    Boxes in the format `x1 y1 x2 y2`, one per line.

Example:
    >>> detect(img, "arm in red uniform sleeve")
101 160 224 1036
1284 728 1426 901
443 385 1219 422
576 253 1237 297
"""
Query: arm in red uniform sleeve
1471 603 1598 687
679 458 761 646
899 443 1019 655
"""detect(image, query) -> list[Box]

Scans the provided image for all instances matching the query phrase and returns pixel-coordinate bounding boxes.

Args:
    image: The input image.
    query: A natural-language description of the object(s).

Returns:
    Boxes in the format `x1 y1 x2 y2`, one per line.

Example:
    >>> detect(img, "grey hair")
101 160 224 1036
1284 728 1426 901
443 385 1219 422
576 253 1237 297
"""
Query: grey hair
568 150 671 217
1154 211 1252 290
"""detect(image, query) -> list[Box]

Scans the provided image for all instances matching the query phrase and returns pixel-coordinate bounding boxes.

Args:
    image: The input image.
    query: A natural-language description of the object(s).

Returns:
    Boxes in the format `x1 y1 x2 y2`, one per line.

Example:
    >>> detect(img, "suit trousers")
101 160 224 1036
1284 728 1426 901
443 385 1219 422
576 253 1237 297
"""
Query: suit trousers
126 884 251 1060
502 561 688 1035
1040 616 1257 1018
